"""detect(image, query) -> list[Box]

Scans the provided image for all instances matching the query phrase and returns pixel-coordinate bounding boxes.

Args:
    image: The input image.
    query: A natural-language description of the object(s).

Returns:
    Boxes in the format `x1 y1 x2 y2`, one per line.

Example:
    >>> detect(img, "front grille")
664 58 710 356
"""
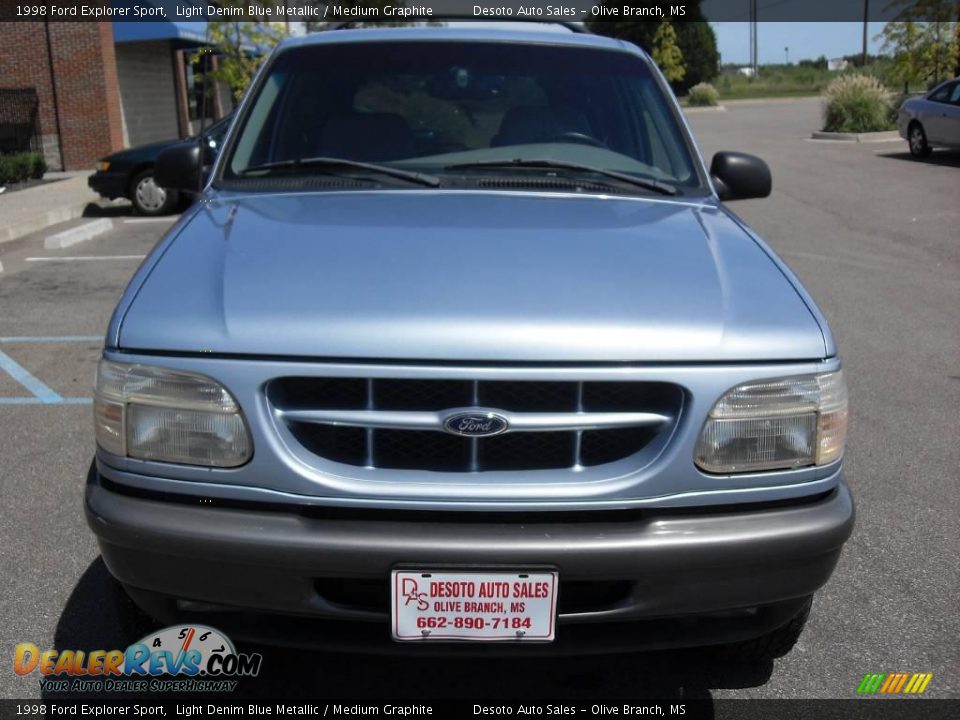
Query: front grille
269 378 681 473
314 578 633 615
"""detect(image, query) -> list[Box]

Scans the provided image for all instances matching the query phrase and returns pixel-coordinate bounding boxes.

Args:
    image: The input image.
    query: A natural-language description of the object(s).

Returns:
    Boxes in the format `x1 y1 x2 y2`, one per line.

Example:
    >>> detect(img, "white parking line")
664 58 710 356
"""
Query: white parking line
123 217 176 224
25 255 146 262
0 336 101 343
0 336 99 405
44 218 114 249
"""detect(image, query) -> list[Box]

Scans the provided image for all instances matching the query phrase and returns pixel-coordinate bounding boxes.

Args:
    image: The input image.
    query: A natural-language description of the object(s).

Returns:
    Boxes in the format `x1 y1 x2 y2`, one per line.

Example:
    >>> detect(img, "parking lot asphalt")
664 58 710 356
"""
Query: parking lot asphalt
0 97 957 702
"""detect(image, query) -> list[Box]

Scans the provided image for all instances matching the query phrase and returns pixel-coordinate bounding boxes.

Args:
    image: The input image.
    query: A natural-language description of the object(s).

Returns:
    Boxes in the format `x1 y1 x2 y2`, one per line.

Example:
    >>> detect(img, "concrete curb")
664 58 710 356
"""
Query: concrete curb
0 173 101 247
683 105 727 114
0 203 92 246
44 219 114 250
810 130 901 143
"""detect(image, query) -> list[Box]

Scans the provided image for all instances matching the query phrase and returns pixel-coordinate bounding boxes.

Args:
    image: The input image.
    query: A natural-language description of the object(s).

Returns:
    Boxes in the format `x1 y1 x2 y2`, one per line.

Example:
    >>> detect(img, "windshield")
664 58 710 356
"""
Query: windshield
221 40 703 192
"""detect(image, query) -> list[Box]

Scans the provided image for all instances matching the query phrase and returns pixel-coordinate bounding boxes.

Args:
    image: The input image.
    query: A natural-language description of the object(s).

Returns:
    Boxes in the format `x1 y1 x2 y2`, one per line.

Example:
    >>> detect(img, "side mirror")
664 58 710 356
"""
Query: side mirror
155 141 202 193
710 152 771 201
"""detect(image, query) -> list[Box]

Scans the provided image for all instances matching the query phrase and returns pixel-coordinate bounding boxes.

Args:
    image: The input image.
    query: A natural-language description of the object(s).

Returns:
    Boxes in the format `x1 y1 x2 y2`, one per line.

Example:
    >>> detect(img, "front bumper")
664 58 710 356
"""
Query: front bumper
88 171 128 199
86 466 854 654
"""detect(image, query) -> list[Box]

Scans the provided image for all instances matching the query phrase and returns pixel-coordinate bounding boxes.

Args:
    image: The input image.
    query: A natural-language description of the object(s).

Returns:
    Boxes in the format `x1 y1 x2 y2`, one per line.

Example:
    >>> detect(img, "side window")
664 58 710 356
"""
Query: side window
230 72 285 172
929 83 953 103
626 80 692 182
950 83 960 106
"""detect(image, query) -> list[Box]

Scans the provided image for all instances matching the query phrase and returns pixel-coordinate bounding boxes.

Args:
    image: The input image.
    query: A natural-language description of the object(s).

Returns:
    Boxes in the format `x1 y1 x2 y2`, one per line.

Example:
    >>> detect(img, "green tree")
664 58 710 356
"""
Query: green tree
883 0 960 79
878 20 959 90
208 9 282 102
589 3 718 92
651 21 685 83
672 17 719 91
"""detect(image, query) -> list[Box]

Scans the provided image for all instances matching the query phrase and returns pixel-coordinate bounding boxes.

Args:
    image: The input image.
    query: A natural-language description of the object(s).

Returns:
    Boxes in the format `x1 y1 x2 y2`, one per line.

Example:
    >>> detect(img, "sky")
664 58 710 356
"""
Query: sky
711 22 888 65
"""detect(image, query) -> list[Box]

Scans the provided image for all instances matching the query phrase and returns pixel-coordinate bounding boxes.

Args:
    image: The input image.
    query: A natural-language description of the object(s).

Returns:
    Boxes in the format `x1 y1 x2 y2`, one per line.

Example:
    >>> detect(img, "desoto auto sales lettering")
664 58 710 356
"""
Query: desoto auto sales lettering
429 581 549 599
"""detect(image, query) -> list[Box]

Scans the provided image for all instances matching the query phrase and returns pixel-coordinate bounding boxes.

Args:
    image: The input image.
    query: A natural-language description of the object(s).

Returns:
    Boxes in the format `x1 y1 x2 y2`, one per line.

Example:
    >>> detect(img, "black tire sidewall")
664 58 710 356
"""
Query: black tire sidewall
909 123 931 158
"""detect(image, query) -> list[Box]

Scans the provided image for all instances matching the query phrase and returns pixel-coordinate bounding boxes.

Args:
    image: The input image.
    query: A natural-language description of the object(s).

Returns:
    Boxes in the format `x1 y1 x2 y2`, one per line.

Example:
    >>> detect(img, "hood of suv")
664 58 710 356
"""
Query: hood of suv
117 191 826 361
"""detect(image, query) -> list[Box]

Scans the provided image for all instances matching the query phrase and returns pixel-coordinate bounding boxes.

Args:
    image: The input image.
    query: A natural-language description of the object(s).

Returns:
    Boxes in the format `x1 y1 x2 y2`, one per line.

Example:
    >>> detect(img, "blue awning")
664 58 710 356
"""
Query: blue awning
112 1 209 44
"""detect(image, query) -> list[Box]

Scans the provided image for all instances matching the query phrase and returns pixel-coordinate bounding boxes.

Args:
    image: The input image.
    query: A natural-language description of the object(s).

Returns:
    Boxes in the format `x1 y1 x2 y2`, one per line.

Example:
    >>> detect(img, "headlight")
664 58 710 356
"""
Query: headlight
94 360 252 467
96 161 111 172
694 370 847 474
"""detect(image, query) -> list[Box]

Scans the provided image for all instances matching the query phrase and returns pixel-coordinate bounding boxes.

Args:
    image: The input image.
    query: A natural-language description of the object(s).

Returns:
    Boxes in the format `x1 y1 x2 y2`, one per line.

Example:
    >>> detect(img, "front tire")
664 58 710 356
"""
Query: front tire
718 597 812 663
130 168 178 216
908 122 932 158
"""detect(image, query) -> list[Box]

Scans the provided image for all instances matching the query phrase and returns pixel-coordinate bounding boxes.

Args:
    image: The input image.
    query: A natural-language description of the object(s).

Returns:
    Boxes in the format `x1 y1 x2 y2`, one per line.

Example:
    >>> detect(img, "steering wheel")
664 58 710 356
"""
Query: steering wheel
549 132 608 149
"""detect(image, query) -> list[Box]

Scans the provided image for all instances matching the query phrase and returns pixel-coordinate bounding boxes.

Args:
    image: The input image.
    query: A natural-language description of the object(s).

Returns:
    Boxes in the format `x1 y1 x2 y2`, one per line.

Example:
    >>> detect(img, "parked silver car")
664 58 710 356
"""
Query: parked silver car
86 24 854 660
898 78 960 157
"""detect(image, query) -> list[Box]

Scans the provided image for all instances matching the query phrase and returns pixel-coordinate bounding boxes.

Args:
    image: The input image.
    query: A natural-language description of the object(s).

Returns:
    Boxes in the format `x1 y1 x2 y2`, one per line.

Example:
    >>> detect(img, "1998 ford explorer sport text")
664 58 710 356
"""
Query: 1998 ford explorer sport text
85 23 854 659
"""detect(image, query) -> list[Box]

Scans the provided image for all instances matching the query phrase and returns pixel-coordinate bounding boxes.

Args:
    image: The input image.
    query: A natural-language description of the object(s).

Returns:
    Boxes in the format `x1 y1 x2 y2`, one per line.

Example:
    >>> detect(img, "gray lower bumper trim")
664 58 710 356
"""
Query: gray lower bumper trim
86 467 854 631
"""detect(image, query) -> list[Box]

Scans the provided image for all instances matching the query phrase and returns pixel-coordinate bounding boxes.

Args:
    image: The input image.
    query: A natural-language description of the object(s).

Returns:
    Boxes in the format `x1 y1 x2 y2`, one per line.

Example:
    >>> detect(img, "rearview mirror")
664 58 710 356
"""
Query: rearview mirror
155 141 202 193
710 152 771 201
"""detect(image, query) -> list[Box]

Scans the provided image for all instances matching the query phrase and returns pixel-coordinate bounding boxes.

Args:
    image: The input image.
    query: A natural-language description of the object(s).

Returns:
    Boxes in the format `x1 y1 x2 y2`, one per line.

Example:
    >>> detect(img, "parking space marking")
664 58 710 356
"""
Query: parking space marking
25 255 146 262
0 349 64 403
123 217 177 223
0 336 99 404
0 336 101 343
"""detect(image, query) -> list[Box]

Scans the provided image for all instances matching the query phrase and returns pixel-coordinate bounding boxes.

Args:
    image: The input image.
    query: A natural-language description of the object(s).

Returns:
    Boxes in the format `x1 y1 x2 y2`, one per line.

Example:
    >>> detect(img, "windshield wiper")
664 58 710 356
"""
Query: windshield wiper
241 156 440 188
446 159 677 196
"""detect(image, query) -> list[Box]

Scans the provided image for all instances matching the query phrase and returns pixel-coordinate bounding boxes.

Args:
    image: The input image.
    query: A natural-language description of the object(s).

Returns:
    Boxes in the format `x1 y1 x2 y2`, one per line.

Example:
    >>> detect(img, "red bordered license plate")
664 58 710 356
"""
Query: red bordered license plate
391 570 558 642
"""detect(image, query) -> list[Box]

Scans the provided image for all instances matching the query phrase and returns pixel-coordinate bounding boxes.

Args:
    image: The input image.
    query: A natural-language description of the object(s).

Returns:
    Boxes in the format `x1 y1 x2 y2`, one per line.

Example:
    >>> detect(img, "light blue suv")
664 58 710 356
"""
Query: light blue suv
86 23 853 659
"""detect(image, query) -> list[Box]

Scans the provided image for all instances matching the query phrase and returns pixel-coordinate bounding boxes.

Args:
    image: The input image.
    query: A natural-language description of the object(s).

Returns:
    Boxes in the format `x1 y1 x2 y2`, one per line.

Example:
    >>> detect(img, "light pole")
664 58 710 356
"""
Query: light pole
862 0 869 66
785 46 789 64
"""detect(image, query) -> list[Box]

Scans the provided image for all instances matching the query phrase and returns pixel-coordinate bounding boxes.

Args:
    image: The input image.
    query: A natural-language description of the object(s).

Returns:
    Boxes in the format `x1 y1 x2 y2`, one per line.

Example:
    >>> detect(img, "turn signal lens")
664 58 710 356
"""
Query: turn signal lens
695 371 848 474
94 360 252 468
96 161 111 172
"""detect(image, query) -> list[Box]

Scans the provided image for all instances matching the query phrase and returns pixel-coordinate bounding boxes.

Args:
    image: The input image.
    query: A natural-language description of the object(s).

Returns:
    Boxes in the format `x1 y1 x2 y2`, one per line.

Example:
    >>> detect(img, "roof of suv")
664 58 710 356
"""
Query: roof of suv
277 22 637 55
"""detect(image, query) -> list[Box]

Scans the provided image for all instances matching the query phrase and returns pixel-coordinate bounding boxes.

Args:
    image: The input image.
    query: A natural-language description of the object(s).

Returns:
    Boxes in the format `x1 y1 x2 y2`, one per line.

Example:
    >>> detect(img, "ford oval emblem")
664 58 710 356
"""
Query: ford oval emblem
442 411 509 437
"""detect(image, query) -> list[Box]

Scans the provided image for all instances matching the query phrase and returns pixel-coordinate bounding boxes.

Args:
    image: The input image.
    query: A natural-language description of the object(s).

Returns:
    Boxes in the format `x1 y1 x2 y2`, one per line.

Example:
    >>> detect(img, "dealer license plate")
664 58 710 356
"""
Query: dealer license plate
391 570 558 642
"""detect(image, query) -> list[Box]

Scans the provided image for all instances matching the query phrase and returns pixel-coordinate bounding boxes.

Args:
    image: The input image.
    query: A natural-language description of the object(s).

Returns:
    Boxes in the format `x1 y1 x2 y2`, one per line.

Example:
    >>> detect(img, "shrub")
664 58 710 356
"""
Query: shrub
30 153 47 179
822 74 894 133
687 82 720 107
11 153 32 180
0 152 46 184
0 156 16 185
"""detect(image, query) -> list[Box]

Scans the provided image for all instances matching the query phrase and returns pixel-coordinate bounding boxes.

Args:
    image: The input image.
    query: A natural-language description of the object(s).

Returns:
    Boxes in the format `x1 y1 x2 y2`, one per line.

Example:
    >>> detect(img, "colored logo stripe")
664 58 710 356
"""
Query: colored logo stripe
880 673 909 694
857 673 885 694
904 673 933 694
858 673 933 695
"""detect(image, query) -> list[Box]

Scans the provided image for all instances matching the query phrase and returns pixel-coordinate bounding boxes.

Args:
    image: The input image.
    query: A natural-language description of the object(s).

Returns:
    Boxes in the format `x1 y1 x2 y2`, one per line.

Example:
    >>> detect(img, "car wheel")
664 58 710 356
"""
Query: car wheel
717 597 812 664
908 122 932 158
130 168 179 216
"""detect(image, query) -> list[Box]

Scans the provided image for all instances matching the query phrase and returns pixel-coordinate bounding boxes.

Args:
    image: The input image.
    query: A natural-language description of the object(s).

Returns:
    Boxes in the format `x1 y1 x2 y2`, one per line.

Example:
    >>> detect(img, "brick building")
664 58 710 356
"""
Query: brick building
0 22 125 170
0 19 232 170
